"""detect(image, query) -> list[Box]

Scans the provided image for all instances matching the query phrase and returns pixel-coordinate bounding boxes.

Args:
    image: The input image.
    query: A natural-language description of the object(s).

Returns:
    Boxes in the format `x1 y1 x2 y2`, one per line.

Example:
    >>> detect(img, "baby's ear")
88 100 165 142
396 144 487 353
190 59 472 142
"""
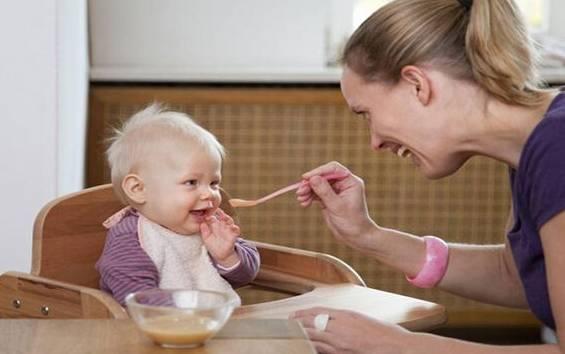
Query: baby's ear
122 174 146 204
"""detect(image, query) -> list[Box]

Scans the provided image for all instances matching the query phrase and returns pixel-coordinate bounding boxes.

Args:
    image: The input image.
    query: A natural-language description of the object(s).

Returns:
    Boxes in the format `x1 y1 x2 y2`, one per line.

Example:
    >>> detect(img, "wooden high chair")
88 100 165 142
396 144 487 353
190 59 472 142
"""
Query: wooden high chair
0 184 445 330
0 184 364 318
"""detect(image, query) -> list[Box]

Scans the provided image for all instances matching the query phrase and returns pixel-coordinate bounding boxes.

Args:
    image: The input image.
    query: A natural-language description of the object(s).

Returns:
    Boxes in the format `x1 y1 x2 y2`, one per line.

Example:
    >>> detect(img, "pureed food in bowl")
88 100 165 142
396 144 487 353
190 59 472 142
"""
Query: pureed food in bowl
141 314 218 345
125 289 237 348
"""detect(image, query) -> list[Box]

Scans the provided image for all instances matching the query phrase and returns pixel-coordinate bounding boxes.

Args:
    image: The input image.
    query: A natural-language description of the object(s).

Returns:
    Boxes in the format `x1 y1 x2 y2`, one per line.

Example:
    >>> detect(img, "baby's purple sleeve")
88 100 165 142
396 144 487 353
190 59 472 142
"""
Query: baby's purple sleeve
215 238 260 288
95 214 160 306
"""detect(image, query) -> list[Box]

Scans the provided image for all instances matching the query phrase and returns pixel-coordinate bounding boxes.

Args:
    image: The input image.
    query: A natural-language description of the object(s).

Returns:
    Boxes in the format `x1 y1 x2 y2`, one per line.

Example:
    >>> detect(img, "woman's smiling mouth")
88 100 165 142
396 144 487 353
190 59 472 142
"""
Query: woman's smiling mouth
380 142 413 159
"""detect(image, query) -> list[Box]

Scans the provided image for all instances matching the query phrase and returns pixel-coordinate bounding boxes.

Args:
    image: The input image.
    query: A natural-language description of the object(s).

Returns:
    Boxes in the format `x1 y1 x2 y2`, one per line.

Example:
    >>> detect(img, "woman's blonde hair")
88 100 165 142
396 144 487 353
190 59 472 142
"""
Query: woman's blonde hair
342 0 547 107
106 103 225 203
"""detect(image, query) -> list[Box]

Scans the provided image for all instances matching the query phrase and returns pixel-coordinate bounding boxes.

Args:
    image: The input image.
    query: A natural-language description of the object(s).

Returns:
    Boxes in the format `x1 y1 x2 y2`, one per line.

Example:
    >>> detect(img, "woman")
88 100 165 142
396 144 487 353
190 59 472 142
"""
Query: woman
292 0 565 353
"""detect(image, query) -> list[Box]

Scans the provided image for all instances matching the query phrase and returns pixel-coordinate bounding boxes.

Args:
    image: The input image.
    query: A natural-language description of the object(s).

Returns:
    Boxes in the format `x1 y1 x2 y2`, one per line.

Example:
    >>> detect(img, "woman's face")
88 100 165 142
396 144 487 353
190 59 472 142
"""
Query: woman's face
340 65 470 179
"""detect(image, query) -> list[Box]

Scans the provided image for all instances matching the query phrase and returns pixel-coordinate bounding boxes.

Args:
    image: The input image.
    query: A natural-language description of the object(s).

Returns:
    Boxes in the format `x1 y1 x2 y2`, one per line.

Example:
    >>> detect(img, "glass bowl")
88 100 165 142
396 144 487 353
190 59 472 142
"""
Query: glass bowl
125 289 238 348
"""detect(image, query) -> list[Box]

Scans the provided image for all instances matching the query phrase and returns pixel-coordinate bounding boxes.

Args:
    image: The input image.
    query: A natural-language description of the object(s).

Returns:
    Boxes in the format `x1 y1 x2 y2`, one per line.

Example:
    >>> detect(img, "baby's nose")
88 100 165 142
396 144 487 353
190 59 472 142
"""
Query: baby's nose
199 186 215 199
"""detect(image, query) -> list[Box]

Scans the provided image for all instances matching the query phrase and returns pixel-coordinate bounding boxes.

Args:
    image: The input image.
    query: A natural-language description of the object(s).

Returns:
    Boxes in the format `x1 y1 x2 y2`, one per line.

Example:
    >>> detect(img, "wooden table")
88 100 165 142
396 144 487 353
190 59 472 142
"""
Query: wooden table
0 318 315 354
0 283 446 353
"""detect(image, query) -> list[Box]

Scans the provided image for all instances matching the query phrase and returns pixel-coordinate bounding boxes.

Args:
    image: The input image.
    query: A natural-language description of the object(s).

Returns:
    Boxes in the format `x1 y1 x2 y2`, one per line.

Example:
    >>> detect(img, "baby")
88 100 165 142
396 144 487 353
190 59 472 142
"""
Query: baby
96 104 260 306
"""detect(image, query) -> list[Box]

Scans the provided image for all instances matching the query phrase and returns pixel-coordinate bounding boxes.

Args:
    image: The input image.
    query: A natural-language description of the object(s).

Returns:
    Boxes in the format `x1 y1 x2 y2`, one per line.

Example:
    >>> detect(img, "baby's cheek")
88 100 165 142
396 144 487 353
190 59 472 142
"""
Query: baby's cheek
213 193 222 207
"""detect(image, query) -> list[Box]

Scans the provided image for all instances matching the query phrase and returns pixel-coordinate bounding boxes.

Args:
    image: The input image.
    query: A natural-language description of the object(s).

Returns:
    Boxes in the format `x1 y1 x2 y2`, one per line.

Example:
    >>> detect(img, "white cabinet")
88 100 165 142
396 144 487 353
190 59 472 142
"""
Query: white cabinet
88 0 565 83
89 0 352 82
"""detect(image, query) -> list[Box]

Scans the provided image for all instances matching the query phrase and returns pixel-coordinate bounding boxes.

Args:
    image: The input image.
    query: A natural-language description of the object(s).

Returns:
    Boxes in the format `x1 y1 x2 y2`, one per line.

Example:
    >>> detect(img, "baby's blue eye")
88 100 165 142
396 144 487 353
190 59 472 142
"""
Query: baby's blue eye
185 179 198 186
211 181 221 189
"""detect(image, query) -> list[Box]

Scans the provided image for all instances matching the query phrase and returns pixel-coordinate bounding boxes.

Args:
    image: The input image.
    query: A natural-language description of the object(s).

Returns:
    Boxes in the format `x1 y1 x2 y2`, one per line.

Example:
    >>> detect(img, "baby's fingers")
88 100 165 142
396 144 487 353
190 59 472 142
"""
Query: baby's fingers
200 222 212 238
230 224 240 235
216 208 235 224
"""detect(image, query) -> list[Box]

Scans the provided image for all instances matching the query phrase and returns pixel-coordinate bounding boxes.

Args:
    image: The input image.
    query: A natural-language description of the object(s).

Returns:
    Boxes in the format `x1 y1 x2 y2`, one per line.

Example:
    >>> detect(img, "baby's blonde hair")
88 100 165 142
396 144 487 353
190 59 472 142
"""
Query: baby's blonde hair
106 103 225 203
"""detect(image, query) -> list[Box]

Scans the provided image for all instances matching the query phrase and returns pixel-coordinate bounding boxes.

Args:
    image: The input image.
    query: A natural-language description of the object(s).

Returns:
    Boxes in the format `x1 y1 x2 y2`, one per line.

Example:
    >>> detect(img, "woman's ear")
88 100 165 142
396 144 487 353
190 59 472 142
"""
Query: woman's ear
400 65 431 105
122 174 146 204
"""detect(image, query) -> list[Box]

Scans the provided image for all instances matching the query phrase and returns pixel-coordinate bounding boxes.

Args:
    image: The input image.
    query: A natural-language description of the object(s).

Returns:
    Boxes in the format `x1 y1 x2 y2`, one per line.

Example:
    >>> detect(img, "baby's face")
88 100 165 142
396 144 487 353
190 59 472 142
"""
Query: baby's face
137 139 222 235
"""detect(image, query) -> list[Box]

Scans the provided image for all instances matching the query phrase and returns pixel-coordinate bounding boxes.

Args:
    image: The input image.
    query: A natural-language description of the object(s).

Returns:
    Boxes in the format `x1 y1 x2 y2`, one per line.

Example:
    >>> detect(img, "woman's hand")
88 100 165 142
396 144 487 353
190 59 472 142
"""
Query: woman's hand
297 161 377 249
291 307 411 354
200 208 241 267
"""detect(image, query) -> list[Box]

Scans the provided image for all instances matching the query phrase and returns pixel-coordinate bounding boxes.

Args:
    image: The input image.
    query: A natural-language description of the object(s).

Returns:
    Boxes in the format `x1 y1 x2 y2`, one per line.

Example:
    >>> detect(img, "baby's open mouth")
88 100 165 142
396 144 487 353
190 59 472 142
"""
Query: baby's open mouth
190 208 212 218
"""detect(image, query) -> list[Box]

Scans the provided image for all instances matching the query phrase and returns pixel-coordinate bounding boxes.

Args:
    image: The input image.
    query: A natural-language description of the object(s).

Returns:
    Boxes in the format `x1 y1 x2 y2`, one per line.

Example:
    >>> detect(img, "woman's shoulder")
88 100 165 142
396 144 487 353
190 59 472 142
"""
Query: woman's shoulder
513 94 565 231
516 94 565 184
544 92 565 121
524 93 565 155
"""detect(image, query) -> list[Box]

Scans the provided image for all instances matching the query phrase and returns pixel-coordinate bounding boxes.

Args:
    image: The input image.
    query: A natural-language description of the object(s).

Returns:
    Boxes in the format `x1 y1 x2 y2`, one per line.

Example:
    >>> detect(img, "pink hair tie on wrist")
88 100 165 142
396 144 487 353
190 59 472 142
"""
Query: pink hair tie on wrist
406 236 449 288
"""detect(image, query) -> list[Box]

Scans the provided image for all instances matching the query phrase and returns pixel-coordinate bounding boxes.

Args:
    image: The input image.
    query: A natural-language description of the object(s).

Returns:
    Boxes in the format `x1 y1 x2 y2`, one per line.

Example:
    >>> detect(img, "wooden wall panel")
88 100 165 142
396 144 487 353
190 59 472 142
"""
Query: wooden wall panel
87 85 537 327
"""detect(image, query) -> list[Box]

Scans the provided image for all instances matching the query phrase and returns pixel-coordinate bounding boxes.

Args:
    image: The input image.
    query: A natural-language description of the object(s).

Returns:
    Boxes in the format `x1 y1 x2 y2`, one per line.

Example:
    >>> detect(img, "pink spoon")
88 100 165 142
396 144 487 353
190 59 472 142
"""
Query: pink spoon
229 172 349 208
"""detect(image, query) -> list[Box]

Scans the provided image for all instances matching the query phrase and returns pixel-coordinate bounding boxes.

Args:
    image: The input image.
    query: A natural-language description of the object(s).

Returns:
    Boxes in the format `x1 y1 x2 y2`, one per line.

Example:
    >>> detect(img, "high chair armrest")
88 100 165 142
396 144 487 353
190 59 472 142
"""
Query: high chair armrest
251 241 366 294
0 271 127 319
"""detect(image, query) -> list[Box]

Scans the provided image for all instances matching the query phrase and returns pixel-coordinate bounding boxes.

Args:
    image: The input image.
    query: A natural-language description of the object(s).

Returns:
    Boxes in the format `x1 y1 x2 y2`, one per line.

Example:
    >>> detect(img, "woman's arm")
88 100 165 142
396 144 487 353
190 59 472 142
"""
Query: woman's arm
540 210 565 352
362 224 528 308
438 204 527 307
293 307 562 354
410 329 560 354
299 162 527 307
386 204 526 308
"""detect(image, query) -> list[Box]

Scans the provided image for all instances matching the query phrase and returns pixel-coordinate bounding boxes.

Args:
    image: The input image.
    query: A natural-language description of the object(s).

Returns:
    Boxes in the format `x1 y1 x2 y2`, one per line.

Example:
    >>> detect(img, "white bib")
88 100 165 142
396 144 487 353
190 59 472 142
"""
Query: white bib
137 215 241 306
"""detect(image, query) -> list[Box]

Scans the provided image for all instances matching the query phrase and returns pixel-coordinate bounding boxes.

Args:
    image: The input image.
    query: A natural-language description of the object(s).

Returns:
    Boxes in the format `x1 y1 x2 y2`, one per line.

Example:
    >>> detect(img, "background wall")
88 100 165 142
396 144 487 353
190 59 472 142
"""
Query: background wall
0 0 88 273
549 0 565 37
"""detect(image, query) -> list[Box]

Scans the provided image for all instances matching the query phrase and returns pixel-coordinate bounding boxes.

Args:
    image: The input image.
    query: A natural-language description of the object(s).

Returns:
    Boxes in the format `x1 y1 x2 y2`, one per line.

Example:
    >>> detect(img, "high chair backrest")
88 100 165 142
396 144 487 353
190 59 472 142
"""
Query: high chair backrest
31 185 124 287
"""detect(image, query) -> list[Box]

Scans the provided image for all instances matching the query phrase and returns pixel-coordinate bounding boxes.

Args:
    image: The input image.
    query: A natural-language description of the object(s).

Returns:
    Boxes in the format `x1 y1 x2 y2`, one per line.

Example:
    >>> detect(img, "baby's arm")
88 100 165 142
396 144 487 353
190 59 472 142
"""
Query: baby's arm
201 209 260 287
216 238 260 288
96 216 160 306
201 209 242 266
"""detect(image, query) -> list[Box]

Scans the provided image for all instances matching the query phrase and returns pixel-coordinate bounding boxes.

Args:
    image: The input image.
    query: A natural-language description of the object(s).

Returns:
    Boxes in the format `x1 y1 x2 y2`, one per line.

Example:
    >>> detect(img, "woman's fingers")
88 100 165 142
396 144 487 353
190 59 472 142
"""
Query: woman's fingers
307 176 339 208
302 161 349 180
297 162 354 209
291 308 342 354
305 334 338 354
311 341 337 354
292 306 333 316
291 307 335 322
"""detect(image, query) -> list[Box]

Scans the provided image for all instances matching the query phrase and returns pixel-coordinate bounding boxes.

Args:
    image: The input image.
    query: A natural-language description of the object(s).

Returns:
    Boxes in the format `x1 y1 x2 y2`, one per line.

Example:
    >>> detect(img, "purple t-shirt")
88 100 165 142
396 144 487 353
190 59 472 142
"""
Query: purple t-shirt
508 92 565 329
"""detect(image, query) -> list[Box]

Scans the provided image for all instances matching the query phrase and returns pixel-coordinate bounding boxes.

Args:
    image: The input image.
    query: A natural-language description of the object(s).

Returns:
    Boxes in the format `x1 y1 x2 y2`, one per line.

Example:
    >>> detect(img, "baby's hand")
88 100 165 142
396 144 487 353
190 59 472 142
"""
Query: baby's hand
200 208 241 268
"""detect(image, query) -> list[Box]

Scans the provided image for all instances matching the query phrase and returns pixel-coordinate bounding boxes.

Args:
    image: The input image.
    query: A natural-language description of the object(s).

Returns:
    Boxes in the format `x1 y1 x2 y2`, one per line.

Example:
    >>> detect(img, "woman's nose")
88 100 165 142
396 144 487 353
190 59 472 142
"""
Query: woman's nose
370 134 384 151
